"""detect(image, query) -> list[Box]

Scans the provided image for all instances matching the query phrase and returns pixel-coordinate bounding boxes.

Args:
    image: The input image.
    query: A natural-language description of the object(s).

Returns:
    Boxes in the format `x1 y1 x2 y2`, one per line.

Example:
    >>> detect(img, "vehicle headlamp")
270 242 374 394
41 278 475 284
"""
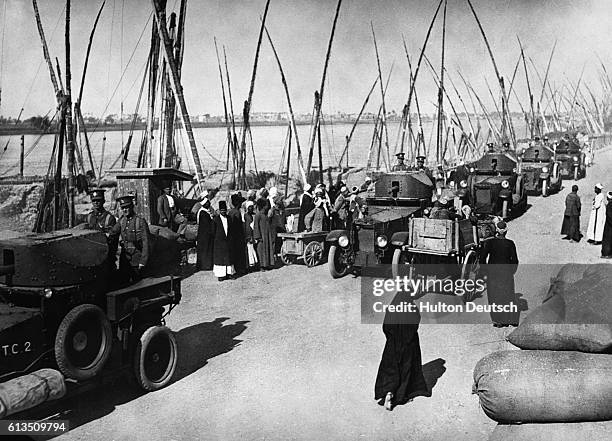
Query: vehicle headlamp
501 180 510 189
572 156 579 161
338 235 349 248
424 208 431 216
469 167 475 173
542 166 549 173
460 180 468 188
376 235 388 248
43 288 53 299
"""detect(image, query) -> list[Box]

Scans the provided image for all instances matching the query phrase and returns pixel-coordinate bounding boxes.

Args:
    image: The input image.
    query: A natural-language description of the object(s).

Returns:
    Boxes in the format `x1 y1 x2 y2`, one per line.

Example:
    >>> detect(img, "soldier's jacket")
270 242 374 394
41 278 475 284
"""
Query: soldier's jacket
109 214 150 268
86 209 117 233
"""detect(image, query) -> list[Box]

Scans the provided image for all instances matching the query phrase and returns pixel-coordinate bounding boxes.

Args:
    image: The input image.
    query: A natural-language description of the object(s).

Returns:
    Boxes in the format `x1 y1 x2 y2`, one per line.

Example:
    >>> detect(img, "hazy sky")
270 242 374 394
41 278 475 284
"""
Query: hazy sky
2 0 612 119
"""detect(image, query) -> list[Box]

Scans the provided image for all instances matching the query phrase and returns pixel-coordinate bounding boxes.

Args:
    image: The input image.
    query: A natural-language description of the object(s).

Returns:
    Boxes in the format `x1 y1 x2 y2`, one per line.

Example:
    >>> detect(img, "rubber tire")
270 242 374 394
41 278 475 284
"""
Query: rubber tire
502 200 509 219
54 304 113 381
133 326 178 392
541 179 548 197
574 166 579 181
328 245 349 279
460 250 480 303
391 248 414 279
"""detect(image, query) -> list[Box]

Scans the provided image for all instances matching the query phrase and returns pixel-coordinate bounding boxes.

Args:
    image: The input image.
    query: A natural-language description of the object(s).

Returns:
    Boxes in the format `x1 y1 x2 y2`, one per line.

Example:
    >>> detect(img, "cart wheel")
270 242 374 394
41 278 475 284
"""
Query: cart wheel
280 242 294 265
328 245 350 278
54 304 113 381
133 325 178 392
461 249 481 303
392 248 415 279
303 241 324 267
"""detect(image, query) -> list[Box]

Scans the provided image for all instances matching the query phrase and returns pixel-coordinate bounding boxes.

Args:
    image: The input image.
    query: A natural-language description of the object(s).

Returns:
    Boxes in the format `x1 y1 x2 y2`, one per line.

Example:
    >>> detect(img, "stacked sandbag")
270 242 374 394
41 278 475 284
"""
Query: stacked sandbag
489 421 612 441
0 369 66 417
472 350 612 423
475 264 612 435
507 263 612 352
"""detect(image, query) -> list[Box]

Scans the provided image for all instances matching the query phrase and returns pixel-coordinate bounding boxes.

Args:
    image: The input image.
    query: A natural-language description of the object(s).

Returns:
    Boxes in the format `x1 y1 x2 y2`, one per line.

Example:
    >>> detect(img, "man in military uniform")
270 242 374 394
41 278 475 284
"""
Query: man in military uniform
391 152 408 171
86 188 117 233
486 142 495 153
109 195 150 282
415 155 433 181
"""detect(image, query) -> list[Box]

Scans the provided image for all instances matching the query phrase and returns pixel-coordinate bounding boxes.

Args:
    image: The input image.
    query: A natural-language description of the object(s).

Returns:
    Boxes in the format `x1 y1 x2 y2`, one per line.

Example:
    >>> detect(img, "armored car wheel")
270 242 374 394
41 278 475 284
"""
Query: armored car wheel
541 180 548 197
133 326 178 391
391 248 415 279
573 167 579 181
328 245 350 278
303 241 324 267
501 200 509 219
460 250 481 303
54 304 113 381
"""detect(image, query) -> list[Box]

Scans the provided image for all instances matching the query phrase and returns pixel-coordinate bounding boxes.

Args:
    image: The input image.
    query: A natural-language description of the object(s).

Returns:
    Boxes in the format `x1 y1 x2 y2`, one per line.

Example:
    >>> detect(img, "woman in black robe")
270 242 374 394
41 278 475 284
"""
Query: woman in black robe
601 192 612 258
375 289 428 411
479 221 520 326
297 184 315 232
196 199 214 271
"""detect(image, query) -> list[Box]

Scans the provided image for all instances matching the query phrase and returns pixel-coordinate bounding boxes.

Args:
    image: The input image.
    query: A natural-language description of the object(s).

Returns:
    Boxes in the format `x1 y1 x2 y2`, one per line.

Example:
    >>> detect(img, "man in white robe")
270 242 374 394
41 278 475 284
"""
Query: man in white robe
587 183 606 244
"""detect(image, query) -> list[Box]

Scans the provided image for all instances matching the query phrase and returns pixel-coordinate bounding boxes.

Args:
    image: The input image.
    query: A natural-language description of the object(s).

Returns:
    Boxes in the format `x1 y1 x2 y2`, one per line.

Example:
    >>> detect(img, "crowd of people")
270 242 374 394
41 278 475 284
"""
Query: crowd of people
193 180 368 281
562 182 612 258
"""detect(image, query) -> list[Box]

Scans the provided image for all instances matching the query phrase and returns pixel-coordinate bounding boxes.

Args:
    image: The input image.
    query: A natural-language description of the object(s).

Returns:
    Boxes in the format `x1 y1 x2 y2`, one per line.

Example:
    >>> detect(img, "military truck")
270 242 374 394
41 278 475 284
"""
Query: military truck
519 140 561 197
553 135 587 181
465 147 527 219
326 171 433 278
0 168 193 419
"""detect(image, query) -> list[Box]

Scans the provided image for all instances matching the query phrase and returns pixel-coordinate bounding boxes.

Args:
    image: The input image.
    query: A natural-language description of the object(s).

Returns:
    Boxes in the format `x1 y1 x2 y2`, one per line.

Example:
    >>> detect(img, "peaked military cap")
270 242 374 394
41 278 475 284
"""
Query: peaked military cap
89 188 106 202
416 155 426 161
395 152 406 159
117 195 135 207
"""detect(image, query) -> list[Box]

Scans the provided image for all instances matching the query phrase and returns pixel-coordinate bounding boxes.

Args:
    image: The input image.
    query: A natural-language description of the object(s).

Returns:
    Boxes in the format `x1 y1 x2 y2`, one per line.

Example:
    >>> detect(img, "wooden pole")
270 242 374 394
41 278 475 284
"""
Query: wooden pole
285 124 292 198
436 0 447 165
263 25 307 183
214 37 233 175
19 135 24 177
223 46 238 183
398 0 444 153
238 0 271 189
32 0 60 97
65 0 75 227
151 0 205 189
371 23 390 166
306 0 342 174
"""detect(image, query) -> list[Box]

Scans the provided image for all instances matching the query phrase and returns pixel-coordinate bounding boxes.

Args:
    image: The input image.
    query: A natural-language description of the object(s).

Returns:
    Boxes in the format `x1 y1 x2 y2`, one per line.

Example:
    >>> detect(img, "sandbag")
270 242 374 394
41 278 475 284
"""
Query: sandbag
489 421 612 441
472 350 612 423
184 224 198 241
0 369 66 417
507 294 612 352
507 264 612 352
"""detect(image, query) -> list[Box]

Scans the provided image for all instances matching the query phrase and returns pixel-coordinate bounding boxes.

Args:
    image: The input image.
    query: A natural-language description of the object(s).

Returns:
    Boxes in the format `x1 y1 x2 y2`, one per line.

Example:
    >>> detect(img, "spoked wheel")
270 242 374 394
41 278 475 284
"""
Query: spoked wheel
328 245 351 278
280 242 294 265
303 241 324 267
54 304 113 381
392 248 415 279
133 326 178 392
460 249 481 303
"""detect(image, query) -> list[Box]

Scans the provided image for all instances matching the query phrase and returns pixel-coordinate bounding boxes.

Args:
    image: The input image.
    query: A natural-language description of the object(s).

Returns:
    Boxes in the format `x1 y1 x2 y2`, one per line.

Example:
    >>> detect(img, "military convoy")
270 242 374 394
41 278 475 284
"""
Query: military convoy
326 171 433 278
553 134 587 181
518 139 562 197
464 146 528 220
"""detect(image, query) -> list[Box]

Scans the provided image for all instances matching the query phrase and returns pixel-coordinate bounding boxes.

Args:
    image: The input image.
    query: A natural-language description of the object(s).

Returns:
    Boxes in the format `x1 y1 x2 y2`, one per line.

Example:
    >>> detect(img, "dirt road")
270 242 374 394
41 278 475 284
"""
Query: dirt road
55 146 612 441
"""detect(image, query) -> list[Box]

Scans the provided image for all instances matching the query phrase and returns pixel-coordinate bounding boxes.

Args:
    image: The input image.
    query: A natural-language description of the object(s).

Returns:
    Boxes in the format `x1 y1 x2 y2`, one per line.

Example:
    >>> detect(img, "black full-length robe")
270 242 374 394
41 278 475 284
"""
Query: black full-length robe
561 191 581 241
374 290 428 404
212 215 232 266
298 192 315 232
480 236 520 325
253 210 276 268
601 203 612 257
228 207 247 274
196 209 214 271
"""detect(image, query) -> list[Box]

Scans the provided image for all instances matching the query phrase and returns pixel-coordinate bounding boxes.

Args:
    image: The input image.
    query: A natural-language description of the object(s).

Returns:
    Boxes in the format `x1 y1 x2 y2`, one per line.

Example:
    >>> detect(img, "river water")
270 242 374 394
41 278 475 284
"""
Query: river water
0 119 531 178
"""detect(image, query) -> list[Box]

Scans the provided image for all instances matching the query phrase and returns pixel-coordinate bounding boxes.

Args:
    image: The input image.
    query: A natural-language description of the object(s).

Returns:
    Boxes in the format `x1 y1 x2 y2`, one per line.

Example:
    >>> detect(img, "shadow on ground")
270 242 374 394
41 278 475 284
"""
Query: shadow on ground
23 317 248 440
422 358 447 393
